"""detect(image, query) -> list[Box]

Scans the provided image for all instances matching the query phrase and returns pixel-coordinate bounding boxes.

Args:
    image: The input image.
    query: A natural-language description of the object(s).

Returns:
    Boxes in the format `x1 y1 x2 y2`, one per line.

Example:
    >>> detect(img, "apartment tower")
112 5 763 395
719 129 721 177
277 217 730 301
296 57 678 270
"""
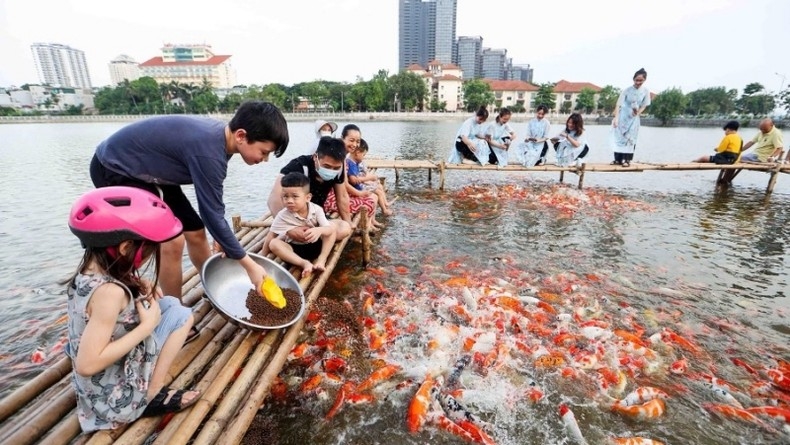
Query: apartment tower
30 43 92 88
399 0 457 70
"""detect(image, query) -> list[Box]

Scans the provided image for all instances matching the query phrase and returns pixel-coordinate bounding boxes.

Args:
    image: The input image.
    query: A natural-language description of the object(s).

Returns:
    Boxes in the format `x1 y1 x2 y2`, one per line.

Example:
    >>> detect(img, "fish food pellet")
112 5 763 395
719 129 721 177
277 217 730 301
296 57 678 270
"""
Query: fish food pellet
243 287 302 327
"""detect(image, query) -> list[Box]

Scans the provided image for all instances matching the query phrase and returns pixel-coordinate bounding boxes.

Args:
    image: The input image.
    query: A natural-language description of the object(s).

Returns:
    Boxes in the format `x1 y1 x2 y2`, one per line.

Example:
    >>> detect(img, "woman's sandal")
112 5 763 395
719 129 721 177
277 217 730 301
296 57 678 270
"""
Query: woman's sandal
609 160 621 165
622 161 631 168
142 387 200 417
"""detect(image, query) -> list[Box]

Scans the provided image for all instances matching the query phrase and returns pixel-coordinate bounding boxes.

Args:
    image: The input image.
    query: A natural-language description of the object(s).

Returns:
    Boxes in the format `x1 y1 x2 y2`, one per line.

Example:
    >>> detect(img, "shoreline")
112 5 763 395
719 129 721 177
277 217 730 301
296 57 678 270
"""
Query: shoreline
0 113 785 129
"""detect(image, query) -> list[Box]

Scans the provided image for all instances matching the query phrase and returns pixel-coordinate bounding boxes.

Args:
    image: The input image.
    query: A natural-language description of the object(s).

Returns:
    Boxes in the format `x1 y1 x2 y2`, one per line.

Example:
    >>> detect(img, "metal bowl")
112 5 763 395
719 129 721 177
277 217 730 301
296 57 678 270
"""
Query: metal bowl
200 253 306 330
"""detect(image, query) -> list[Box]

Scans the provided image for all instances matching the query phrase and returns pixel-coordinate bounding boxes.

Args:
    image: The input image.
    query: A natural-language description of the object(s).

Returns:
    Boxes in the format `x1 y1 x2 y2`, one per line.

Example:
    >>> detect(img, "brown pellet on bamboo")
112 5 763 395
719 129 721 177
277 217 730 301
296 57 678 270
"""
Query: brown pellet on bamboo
243 288 301 326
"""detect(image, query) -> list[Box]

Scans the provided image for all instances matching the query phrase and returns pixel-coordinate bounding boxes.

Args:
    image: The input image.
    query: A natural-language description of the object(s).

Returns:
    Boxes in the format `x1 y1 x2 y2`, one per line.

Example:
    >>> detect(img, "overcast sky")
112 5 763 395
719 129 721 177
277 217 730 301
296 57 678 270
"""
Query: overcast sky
1 0 788 94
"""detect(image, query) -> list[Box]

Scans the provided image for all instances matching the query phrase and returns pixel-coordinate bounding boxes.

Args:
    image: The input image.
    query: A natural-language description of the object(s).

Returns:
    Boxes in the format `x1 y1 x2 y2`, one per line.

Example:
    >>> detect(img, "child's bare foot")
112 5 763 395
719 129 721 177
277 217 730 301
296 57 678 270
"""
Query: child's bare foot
372 219 384 228
300 260 313 277
382 207 393 216
313 260 326 273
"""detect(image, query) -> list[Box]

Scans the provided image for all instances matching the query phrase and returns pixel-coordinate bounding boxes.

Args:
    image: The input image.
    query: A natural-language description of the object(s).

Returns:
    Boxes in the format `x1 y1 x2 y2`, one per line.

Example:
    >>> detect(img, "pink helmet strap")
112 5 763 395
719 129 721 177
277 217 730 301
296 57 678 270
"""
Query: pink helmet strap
105 243 146 269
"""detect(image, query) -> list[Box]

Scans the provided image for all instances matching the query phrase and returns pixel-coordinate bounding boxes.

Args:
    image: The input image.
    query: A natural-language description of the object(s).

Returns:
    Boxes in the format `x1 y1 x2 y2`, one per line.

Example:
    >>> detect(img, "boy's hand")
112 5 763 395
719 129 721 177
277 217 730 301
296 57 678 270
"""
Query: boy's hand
286 226 310 244
303 227 321 244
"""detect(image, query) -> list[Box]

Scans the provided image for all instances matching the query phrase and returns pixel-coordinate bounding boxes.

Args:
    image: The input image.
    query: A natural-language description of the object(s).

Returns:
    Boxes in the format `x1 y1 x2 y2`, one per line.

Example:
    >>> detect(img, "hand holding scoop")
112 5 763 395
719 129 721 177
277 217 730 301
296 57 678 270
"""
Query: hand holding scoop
259 276 286 309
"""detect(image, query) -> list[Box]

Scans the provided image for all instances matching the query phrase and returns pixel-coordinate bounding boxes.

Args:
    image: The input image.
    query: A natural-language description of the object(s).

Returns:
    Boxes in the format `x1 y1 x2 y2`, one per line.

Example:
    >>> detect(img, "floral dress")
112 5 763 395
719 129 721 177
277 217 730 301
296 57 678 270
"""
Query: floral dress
66 273 157 431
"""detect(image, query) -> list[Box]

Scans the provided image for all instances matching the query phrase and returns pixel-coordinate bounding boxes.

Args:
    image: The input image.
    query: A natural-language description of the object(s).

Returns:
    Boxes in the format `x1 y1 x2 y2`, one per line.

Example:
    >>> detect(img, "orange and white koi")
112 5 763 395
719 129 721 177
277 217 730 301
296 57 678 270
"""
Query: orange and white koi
559 404 589 445
616 387 668 407
356 363 400 393
703 403 774 430
609 438 665 445
746 406 790 423
660 328 701 355
611 398 666 420
407 375 436 433
458 419 497 445
431 412 477 442
766 368 790 392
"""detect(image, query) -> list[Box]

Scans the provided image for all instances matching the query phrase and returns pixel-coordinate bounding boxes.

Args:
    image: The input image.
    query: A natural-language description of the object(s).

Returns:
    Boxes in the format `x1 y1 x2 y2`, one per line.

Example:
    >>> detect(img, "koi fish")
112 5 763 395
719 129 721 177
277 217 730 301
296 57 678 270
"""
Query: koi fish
458 419 497 445
431 413 477 442
30 346 46 364
611 398 666 420
325 381 355 420
559 404 588 445
766 368 790 392
609 438 665 445
703 403 773 430
446 355 471 388
407 375 435 433
616 387 668 407
660 328 701 355
669 357 687 374
300 374 323 393
745 406 790 423
437 390 481 424
709 386 744 409
356 364 400 393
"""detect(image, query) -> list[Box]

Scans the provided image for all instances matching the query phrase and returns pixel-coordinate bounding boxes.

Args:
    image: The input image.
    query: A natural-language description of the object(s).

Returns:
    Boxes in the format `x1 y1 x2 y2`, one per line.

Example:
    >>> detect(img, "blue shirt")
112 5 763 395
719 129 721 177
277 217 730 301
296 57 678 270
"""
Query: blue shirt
346 158 363 191
94 115 246 259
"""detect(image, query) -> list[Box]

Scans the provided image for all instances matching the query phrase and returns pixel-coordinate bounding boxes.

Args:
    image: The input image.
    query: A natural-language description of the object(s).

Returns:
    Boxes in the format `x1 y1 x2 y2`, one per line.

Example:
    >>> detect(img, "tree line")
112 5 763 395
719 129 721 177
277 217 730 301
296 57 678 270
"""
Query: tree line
2 70 788 122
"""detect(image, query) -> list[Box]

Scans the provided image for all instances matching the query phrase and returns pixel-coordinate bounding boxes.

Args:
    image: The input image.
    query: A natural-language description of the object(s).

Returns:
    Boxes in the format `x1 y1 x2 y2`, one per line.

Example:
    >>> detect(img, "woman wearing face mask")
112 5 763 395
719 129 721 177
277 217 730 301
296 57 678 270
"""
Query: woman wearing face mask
322 124 382 230
268 137 354 243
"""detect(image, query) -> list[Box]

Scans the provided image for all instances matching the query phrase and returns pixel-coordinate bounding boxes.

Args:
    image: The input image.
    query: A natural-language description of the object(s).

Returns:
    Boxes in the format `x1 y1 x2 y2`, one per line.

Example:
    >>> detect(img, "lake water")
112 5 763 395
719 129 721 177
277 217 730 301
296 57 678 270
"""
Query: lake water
1 119 789 444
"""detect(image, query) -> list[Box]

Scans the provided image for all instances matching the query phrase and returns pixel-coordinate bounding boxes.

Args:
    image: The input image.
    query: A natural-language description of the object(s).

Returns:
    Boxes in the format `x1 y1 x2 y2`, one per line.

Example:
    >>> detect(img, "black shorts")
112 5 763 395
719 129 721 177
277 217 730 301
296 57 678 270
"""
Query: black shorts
289 240 323 261
710 152 737 165
90 154 204 232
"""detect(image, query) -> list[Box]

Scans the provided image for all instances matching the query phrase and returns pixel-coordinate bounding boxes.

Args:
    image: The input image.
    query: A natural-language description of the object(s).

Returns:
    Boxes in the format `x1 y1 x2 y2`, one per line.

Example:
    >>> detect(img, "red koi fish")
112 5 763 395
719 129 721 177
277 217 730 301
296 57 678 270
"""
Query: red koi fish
766 368 790 392
745 406 790 423
660 329 701 355
407 375 435 433
431 413 477 442
616 387 668 407
356 364 400 393
325 381 355 421
30 346 46 364
611 398 666 420
669 357 687 375
458 419 497 445
703 403 774 431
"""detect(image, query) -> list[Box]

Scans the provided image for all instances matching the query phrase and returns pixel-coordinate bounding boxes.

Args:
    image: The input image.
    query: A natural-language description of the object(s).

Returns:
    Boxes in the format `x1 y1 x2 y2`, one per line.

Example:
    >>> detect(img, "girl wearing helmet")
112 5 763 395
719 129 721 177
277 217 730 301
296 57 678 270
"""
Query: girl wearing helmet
65 186 200 432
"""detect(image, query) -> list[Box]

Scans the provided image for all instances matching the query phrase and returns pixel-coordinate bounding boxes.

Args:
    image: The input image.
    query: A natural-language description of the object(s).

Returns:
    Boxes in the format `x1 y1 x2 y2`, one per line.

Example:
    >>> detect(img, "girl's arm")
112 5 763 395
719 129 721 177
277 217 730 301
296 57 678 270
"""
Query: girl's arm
74 284 159 377
565 133 581 148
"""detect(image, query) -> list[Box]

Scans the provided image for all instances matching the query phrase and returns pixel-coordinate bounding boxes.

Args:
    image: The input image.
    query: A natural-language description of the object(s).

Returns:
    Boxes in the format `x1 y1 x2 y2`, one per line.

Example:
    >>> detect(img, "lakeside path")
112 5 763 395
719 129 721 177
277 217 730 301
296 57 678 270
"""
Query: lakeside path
1 112 785 128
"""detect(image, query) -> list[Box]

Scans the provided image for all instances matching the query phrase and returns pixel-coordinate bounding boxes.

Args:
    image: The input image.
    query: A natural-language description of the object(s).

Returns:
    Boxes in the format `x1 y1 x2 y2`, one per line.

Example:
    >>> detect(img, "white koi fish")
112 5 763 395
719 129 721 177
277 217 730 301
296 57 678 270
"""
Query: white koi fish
559 404 589 445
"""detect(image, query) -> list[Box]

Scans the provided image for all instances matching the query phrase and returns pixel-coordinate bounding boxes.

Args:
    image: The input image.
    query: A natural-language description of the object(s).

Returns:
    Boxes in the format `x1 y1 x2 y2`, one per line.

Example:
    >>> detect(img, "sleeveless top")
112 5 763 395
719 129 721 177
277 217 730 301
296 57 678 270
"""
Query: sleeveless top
65 273 157 431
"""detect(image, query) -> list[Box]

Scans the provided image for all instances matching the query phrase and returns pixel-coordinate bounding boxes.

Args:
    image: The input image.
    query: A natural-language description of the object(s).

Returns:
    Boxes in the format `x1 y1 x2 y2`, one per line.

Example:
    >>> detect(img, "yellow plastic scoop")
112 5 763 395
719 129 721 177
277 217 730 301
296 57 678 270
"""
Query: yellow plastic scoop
260 276 286 309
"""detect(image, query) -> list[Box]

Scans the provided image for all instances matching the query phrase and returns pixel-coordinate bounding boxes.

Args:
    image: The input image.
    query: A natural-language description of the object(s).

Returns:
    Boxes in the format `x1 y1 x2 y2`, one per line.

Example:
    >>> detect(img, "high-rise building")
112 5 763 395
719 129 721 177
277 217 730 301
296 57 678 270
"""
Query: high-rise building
506 64 534 83
399 0 457 70
455 36 483 79
108 54 141 85
139 44 236 88
481 48 508 80
30 43 92 88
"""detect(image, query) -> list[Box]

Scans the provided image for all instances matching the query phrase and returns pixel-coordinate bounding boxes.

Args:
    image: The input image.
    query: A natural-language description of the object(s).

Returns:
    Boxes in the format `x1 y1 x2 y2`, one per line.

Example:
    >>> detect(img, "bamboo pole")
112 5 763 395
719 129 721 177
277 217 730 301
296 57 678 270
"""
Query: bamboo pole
440 161 446 190
232 215 242 232
36 414 81 445
191 330 281 445
428 165 432 182
152 324 245 445
766 163 782 195
394 165 400 182
360 207 371 268
577 162 586 190
559 170 565 183
0 383 75 445
0 378 71 441
220 224 351 444
0 357 72 422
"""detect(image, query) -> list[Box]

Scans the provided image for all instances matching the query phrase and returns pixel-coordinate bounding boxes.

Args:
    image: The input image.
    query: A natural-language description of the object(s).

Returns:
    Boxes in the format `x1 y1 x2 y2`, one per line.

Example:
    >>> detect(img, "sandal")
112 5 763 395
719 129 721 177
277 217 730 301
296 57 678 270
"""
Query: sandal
622 161 631 168
184 326 200 345
142 387 200 417
610 160 621 165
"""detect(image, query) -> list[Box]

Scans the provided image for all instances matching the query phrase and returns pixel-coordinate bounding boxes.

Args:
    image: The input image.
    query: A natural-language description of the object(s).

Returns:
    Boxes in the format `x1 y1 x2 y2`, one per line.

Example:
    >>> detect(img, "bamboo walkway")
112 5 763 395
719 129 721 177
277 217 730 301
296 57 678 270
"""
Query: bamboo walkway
0 199 378 444
364 159 790 195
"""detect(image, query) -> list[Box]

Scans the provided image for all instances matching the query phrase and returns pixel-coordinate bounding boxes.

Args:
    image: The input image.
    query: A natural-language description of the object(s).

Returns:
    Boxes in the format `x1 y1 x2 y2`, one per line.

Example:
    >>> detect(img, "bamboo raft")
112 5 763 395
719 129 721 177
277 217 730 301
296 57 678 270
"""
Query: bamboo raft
0 193 380 444
364 159 790 195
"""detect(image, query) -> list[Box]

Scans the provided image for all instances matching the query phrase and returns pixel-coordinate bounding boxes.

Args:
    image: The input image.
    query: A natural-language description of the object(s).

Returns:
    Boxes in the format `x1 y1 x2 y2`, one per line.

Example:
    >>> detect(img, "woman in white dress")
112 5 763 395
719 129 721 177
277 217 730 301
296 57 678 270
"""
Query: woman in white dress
610 68 650 168
448 106 490 165
519 104 551 166
552 113 589 167
486 108 516 167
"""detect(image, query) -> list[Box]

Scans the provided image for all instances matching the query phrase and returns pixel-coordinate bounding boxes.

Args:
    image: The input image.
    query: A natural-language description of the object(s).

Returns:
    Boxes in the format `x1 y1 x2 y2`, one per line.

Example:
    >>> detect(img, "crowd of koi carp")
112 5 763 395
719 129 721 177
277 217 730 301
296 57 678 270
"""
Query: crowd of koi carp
269 264 790 444
262 184 789 444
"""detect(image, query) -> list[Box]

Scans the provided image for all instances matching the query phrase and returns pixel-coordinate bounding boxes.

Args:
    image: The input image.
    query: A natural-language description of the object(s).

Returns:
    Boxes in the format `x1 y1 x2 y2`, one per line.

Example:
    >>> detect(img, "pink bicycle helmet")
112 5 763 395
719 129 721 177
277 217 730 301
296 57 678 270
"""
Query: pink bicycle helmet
69 186 183 247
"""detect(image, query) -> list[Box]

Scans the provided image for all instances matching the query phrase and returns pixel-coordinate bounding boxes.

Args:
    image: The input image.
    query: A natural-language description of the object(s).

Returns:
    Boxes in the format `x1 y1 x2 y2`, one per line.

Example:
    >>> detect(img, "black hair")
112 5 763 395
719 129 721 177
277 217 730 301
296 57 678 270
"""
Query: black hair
723 120 740 131
496 108 511 123
280 172 310 190
633 68 648 80
536 104 549 113
315 136 346 162
229 101 290 158
358 138 369 153
341 124 361 138
475 106 489 119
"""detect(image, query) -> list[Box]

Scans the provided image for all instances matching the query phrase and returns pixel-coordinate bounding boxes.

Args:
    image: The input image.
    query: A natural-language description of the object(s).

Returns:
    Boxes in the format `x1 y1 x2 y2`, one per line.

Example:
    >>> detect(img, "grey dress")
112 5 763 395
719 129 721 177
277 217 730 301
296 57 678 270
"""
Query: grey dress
66 273 157 432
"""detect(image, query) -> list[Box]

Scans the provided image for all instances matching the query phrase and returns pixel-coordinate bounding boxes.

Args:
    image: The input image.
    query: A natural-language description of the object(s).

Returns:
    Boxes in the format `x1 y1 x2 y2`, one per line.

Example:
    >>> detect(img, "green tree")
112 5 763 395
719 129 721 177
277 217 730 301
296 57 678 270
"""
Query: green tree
510 102 526 113
260 84 288 109
0 106 20 116
575 87 596 113
778 87 790 114
533 82 556 110
560 101 572 114
389 71 427 111
685 86 736 116
429 97 447 112
736 83 775 116
597 85 620 114
650 88 687 125
462 79 494 111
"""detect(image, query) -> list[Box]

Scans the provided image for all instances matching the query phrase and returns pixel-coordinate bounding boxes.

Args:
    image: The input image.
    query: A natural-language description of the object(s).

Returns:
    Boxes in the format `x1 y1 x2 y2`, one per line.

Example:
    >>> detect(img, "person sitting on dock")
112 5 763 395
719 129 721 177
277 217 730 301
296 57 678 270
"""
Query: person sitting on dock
268 137 353 243
519 104 551 167
485 107 516 167
263 172 336 277
739 118 784 163
348 138 393 216
65 187 200 432
691 120 743 164
448 106 490 165
551 113 589 167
